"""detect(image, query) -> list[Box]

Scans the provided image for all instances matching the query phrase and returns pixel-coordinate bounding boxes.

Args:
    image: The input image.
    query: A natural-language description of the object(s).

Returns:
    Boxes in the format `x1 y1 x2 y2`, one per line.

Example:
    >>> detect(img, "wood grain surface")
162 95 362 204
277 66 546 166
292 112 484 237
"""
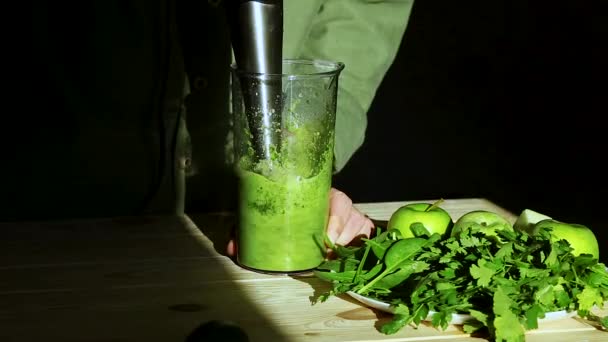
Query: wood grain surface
1 199 606 341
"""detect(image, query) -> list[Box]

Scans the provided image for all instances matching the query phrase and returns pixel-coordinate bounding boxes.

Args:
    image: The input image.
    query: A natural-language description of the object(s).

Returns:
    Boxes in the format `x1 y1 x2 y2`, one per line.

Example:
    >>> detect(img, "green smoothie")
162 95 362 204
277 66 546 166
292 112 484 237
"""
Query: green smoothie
236 122 334 273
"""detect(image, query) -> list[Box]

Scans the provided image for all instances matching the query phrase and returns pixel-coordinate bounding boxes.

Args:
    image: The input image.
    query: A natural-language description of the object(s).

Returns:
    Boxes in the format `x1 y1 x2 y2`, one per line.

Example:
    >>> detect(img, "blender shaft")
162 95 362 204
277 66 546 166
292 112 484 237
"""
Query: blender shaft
227 0 283 163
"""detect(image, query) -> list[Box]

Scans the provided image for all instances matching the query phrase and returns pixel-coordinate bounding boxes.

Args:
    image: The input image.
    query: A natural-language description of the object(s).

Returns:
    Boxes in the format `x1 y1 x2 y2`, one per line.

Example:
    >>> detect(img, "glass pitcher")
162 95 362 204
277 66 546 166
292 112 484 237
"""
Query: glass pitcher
231 59 344 273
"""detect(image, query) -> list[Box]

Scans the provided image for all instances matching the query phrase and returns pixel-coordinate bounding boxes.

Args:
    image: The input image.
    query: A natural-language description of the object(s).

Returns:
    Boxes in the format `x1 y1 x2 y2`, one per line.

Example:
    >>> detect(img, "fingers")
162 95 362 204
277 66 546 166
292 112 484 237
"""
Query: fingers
334 208 374 246
356 217 373 241
226 239 236 257
329 187 374 247
226 223 237 257
327 188 353 244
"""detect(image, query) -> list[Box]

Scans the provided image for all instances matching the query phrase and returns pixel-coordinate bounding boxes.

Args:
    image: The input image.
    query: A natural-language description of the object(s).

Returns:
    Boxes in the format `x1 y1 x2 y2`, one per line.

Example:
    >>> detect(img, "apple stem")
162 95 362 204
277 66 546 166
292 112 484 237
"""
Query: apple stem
425 198 445 212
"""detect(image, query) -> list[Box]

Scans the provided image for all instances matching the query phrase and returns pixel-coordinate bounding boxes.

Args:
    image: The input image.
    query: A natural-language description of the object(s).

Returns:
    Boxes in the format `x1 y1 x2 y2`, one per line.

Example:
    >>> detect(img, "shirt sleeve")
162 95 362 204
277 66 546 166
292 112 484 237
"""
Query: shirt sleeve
296 0 415 172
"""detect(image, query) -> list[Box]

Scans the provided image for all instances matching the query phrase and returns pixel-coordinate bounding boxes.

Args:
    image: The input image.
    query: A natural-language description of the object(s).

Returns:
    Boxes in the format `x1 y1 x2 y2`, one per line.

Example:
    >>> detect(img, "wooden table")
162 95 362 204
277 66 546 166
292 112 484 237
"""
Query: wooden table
1 198 606 341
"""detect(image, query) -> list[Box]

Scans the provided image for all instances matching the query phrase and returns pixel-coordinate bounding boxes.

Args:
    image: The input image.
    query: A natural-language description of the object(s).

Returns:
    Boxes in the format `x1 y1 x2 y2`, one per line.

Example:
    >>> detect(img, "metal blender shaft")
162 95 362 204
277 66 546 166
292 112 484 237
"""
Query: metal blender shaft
227 0 283 163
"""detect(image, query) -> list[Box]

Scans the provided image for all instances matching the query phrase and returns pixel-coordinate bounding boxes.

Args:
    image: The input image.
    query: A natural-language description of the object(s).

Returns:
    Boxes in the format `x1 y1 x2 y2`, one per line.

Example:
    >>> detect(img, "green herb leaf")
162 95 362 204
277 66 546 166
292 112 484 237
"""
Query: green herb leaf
463 321 484 334
357 238 427 294
362 237 390 260
495 242 514 259
354 243 372 281
380 304 411 335
469 309 489 326
313 270 357 283
492 287 525 341
410 222 431 237
576 286 602 313
470 259 495 288
524 304 544 330
384 238 428 267
376 261 429 290
494 311 525 342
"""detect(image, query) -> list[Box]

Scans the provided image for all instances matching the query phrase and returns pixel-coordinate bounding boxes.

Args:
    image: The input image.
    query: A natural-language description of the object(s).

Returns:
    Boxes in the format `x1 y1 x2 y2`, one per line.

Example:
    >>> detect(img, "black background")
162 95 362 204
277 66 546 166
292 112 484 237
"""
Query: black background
6 0 607 261
332 0 607 262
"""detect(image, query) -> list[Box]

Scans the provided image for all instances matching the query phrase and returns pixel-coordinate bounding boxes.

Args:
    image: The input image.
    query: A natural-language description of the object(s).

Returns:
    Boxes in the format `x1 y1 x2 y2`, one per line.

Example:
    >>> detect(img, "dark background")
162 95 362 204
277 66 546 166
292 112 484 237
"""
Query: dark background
332 0 607 261
6 1 606 260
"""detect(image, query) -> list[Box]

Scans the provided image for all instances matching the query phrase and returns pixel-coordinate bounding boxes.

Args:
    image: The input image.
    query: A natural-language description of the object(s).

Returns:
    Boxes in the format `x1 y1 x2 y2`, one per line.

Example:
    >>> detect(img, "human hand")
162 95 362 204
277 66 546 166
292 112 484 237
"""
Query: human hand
325 188 374 247
226 187 374 256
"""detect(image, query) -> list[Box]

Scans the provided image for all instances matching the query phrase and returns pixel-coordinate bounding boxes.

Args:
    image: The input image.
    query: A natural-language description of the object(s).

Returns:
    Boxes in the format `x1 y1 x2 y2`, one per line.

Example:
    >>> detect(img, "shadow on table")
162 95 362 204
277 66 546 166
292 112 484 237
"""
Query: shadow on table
188 212 236 257
182 213 292 341
185 320 251 342
290 273 392 329
0 214 288 341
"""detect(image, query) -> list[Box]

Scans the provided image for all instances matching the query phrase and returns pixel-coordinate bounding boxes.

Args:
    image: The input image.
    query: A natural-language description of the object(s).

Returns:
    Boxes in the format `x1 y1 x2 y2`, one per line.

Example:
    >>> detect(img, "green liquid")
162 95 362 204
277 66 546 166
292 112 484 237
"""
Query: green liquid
236 138 333 273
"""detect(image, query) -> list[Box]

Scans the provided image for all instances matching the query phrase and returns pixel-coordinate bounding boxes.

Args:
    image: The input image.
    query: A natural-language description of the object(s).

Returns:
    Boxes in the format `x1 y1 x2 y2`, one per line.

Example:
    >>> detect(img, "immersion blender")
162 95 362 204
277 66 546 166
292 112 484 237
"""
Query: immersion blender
226 0 283 165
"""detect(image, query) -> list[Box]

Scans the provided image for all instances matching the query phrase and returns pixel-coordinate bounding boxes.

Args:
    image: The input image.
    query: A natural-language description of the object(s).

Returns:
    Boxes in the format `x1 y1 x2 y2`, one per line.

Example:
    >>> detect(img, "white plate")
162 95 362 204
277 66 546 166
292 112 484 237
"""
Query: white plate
347 291 578 325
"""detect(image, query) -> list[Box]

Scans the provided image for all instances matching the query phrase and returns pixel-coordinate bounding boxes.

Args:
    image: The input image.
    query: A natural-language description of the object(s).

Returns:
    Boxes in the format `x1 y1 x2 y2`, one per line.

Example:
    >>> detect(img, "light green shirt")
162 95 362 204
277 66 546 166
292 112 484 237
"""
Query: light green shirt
283 0 414 171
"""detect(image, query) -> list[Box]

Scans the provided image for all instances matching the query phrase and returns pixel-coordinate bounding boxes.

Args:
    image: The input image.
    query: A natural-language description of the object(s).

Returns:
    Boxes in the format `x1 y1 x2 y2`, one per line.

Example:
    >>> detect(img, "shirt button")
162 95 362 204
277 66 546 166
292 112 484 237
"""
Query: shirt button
193 76 208 90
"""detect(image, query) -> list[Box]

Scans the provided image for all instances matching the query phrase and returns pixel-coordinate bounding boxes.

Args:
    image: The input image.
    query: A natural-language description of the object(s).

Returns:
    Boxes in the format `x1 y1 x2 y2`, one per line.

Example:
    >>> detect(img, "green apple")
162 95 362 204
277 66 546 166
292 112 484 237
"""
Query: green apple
387 202 453 238
450 210 513 239
513 208 552 235
533 219 600 259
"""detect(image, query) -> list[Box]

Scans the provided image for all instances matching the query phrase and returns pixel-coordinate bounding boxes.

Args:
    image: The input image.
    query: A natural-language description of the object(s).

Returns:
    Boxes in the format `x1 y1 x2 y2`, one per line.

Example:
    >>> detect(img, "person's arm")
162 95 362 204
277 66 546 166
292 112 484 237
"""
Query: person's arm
295 0 415 172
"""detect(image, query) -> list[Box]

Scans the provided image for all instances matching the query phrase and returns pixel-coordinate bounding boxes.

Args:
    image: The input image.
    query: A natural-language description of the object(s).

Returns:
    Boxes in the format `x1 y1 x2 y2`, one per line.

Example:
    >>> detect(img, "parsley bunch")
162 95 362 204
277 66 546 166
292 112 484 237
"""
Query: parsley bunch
314 224 608 341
